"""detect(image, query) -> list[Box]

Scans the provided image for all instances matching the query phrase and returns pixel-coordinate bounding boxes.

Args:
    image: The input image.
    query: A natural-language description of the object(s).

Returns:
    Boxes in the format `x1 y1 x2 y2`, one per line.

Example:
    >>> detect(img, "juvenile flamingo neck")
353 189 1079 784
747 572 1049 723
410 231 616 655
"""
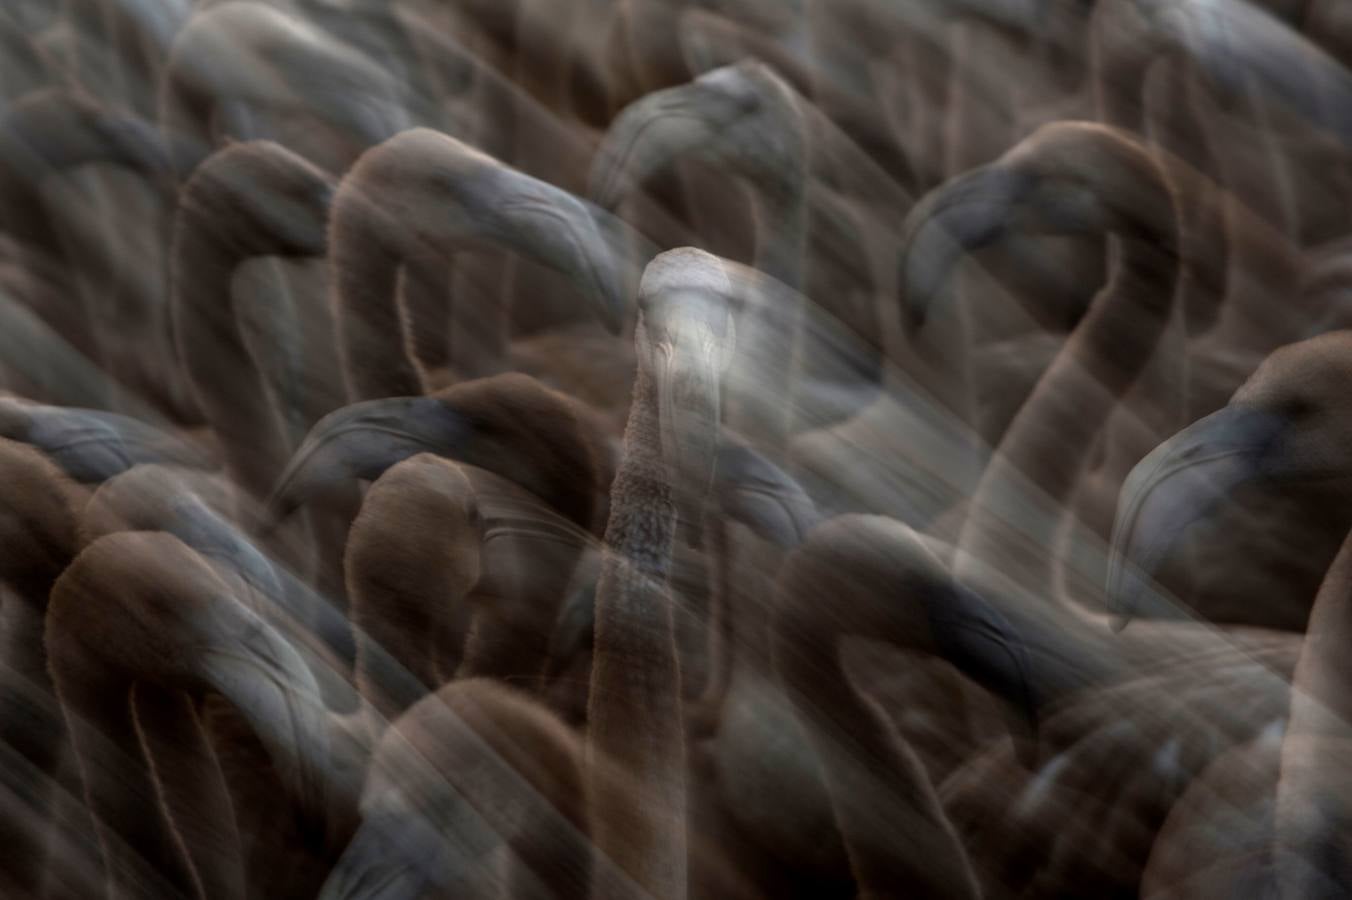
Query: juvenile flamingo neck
173 202 296 499
1276 528 1352 898
958 232 1179 599
52 652 239 900
587 335 687 900
331 187 429 401
951 227 1181 706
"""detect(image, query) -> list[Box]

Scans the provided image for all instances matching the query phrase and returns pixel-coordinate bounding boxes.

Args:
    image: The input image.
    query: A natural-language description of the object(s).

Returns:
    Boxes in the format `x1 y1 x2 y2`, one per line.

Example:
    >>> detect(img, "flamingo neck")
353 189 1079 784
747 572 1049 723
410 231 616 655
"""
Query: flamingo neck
172 217 291 500
951 235 1179 701
959 234 1177 589
1286 529 1352 738
587 345 687 900
52 655 225 899
130 683 245 899
332 193 427 401
774 576 981 898
1276 528 1352 898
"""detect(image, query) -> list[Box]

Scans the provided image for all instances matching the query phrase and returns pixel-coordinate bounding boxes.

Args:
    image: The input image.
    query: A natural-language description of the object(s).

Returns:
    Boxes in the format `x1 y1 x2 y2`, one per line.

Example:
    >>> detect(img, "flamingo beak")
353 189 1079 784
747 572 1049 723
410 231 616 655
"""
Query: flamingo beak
499 190 629 335
1107 405 1287 629
899 165 1031 330
265 397 468 525
588 88 709 211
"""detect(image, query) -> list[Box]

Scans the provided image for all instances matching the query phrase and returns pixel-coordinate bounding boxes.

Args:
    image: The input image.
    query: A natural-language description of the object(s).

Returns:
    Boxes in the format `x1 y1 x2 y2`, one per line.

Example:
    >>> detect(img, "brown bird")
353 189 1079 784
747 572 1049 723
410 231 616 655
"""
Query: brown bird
1109 330 1352 631
0 88 193 419
328 127 629 402
1091 0 1352 247
587 248 739 899
1132 529 1352 898
47 531 334 899
269 373 609 716
319 678 623 900
169 137 358 628
774 513 1035 899
170 139 340 501
869 121 1298 897
592 60 897 442
343 453 482 718
1272 523 1352 897
159 1 409 178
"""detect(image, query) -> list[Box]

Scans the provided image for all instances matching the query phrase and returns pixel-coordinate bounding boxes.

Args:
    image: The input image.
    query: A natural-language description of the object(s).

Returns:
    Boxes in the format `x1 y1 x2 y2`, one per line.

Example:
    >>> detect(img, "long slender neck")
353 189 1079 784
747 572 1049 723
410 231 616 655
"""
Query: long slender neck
1099 19 1314 346
348 514 469 719
51 654 214 900
332 189 428 401
173 209 294 500
129 683 245 899
0 95 170 248
1275 527 1352 898
1191 166 1312 374
958 235 1177 598
587 346 686 900
2 97 180 413
948 235 1179 704
460 531 585 694
775 563 980 898
435 253 508 382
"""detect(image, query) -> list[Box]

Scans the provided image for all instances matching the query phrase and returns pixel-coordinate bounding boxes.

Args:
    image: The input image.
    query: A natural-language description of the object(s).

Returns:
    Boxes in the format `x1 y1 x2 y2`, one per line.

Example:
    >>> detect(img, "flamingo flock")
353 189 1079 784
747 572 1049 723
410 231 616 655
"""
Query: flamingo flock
2 0 1352 897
